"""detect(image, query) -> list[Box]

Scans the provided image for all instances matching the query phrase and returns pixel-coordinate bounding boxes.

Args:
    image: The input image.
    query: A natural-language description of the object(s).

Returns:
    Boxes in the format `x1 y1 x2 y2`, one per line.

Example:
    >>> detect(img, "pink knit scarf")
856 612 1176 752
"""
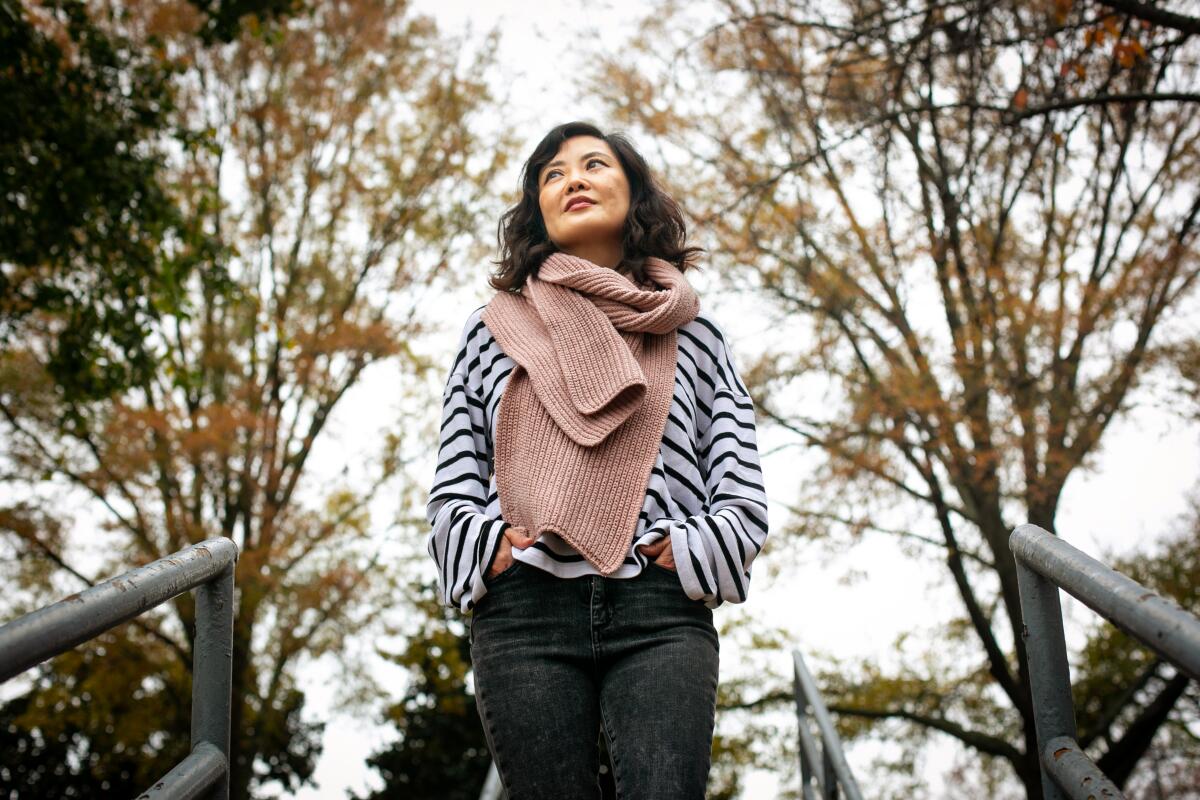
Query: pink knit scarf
481 252 700 574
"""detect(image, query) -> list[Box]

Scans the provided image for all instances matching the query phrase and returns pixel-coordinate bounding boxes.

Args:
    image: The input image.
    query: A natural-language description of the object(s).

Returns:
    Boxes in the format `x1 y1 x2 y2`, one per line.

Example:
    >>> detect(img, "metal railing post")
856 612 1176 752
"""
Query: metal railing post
1014 552 1076 800
192 562 234 800
792 650 864 800
822 746 839 800
793 660 820 800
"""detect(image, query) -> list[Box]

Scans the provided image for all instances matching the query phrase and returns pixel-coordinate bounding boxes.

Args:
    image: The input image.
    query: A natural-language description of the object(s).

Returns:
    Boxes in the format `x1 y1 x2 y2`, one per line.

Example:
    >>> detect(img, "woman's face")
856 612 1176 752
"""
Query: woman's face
536 135 631 269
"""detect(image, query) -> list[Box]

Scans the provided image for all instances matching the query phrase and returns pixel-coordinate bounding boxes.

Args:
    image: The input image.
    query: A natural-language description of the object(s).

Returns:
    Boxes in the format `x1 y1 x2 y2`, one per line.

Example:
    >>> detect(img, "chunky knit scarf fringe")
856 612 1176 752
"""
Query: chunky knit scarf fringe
481 253 701 574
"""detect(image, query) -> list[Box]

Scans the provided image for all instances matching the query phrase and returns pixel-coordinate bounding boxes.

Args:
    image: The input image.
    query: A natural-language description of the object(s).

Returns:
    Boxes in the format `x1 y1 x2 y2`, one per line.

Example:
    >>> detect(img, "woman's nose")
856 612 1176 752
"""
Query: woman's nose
566 174 590 192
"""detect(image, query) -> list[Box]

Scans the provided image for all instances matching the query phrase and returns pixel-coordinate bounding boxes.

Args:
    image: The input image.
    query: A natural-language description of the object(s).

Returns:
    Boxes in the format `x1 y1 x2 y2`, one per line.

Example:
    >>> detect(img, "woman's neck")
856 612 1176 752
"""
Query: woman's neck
562 241 623 271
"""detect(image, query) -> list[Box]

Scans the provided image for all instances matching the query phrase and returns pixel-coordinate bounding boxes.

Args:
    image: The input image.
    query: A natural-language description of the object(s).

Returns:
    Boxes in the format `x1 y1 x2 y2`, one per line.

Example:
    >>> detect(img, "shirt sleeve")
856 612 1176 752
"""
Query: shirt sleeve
646 325 769 607
426 314 511 612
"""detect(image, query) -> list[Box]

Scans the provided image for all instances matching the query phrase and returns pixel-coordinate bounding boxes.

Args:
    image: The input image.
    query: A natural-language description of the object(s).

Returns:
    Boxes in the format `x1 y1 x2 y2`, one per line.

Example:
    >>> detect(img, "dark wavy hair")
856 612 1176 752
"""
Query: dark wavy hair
490 121 703 292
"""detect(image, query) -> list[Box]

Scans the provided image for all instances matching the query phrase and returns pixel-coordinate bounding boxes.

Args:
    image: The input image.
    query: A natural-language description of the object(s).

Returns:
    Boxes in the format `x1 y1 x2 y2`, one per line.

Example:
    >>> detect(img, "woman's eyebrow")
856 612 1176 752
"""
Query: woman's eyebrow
541 151 609 177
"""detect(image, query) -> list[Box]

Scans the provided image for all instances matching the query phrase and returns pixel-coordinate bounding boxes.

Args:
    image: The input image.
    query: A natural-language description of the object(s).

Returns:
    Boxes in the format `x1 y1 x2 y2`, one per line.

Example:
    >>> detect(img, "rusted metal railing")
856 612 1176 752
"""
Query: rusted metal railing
1011 523 1200 800
0 537 238 800
793 648 864 800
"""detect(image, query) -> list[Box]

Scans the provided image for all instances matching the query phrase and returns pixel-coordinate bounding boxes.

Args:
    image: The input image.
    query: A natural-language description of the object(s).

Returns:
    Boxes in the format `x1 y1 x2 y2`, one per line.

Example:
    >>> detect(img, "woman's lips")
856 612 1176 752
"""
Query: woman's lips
566 201 595 212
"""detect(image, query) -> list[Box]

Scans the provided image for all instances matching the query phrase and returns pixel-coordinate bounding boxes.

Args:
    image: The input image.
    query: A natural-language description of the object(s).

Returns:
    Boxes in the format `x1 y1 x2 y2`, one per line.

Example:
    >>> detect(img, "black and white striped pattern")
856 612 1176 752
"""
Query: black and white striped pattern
427 306 768 612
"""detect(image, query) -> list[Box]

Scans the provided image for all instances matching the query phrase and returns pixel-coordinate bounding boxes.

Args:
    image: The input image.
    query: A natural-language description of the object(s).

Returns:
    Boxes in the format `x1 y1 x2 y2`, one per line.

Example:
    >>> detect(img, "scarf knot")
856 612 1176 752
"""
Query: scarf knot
481 253 700 574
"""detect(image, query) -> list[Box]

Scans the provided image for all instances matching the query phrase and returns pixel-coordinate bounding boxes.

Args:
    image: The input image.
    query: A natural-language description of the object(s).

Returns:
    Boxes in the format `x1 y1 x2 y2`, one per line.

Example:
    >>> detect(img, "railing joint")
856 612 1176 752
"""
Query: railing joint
1012 524 1200 800
0 537 238 799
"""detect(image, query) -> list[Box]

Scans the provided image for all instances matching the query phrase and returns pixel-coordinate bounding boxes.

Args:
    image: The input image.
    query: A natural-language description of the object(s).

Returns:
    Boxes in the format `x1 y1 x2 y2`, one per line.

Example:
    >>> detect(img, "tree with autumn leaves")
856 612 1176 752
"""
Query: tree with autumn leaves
0 0 510 797
593 0 1200 796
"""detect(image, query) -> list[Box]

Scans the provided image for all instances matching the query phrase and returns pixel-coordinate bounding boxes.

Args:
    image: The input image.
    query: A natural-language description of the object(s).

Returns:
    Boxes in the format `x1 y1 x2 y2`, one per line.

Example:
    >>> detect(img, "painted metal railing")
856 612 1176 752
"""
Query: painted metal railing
0 537 238 800
793 649 864 800
1011 523 1200 800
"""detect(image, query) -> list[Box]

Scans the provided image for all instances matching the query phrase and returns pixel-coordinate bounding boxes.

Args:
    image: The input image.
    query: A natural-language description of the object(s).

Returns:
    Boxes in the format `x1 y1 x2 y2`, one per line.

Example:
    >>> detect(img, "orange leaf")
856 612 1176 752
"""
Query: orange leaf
1013 88 1029 110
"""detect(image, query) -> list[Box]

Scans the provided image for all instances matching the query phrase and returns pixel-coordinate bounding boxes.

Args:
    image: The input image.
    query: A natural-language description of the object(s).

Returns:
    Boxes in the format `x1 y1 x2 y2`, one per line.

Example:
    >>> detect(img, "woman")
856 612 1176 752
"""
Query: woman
427 121 768 799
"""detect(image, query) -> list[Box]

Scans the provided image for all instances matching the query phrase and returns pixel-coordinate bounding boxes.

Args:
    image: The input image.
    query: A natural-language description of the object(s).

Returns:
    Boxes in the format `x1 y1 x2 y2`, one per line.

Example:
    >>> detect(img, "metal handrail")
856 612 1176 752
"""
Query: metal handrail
793 649 864 800
1011 523 1200 800
0 537 239 800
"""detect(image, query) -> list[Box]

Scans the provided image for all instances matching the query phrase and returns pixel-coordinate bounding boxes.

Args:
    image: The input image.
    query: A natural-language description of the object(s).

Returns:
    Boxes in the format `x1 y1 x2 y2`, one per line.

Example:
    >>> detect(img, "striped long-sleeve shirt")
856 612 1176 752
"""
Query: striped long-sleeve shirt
427 305 768 612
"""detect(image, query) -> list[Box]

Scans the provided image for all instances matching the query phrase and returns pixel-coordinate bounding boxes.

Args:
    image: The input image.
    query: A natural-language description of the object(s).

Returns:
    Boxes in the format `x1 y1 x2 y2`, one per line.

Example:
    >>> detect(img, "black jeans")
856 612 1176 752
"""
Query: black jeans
469 560 720 800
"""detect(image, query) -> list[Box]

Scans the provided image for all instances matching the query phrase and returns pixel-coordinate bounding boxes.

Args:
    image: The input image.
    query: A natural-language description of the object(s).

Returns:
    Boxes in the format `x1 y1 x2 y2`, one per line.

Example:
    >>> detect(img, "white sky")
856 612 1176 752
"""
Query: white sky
267 1 1200 797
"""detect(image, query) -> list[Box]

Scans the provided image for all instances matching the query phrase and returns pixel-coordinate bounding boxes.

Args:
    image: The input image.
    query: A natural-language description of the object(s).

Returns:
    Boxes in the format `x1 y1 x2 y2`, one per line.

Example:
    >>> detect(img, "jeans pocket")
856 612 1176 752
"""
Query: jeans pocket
484 559 523 587
646 560 687 593
645 561 710 607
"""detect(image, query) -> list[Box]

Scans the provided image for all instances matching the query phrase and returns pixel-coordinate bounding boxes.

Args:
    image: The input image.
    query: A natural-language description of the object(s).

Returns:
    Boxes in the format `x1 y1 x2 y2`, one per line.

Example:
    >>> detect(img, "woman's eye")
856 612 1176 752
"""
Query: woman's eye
543 159 604 185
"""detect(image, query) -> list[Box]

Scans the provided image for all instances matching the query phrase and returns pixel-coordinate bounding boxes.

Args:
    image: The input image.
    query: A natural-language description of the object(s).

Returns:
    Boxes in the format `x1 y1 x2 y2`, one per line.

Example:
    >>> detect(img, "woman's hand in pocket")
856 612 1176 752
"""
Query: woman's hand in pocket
488 525 538 578
637 535 676 571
